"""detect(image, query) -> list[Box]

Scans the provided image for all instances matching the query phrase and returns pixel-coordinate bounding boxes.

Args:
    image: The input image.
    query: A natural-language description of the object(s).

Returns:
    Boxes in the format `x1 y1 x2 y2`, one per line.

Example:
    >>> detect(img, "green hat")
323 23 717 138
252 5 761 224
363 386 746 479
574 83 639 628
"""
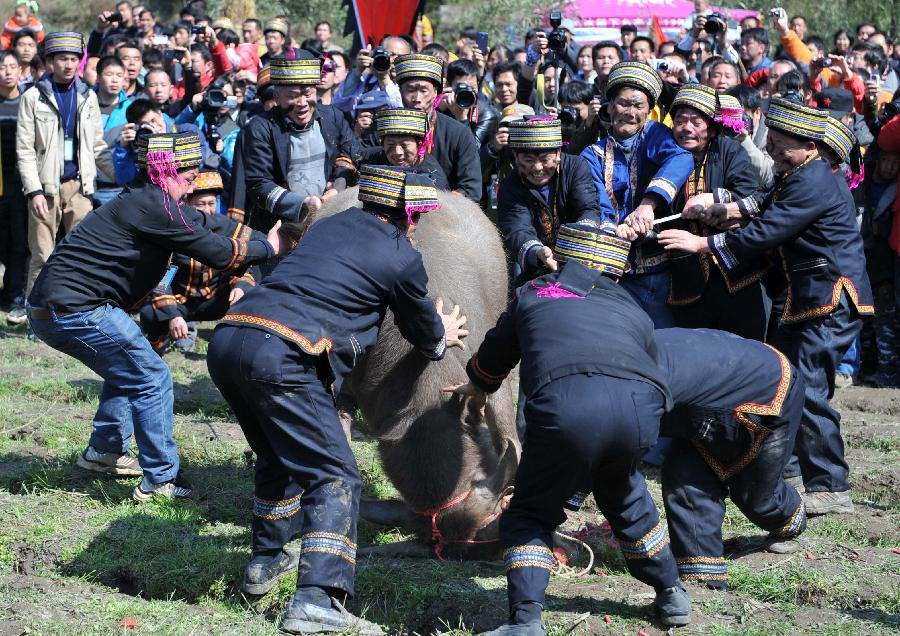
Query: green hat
507 118 563 151
375 108 428 139
553 223 631 279
394 53 444 87
358 165 440 219
670 83 718 121
269 55 322 86
765 97 827 141
605 61 663 107
137 132 203 171
43 31 84 57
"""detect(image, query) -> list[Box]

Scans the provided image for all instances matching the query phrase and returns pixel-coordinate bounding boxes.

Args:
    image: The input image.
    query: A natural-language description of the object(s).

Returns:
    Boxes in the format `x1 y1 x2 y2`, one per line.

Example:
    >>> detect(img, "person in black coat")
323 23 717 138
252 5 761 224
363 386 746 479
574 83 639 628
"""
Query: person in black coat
664 84 766 340
446 224 691 634
207 165 468 635
659 98 874 516
394 53 482 201
496 117 605 283
228 53 361 232
439 58 499 151
28 132 278 501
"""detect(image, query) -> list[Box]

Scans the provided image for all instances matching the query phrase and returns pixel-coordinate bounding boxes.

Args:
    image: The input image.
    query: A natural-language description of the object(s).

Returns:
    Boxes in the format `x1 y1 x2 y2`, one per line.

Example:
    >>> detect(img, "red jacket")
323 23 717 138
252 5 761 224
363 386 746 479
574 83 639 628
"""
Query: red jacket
170 41 233 101
876 114 900 253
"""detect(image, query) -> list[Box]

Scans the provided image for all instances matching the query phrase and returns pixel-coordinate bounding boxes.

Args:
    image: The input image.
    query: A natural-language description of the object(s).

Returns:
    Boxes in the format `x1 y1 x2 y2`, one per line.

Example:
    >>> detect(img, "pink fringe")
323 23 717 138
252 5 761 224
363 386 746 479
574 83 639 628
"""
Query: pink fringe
846 163 864 190
147 151 195 233
530 281 584 299
716 110 748 135
70 48 88 89
404 202 440 225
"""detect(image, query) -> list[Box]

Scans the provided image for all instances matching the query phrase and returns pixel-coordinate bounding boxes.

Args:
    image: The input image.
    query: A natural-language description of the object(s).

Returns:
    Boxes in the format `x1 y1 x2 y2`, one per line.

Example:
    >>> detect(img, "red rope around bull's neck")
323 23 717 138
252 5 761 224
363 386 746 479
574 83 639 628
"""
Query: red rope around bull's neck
419 488 501 560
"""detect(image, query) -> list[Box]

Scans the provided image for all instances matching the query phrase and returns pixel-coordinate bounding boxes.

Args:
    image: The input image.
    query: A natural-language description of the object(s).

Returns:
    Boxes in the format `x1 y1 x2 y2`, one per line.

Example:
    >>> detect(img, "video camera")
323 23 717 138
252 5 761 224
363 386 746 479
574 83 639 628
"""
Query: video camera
199 81 238 147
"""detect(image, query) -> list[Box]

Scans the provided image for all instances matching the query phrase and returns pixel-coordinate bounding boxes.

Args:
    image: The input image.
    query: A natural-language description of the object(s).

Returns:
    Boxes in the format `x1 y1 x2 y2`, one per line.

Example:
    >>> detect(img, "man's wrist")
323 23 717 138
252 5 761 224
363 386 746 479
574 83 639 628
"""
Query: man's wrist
26 190 44 200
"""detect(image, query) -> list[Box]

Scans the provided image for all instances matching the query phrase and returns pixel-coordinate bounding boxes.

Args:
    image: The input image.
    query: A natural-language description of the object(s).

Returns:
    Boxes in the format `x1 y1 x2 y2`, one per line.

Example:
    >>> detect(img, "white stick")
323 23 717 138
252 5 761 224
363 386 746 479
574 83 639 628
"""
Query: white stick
653 212 682 225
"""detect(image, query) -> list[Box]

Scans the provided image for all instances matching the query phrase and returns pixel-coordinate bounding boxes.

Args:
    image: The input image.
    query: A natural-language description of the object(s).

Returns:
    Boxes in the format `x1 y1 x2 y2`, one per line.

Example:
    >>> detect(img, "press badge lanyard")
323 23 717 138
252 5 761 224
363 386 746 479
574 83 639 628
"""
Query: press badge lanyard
53 83 76 163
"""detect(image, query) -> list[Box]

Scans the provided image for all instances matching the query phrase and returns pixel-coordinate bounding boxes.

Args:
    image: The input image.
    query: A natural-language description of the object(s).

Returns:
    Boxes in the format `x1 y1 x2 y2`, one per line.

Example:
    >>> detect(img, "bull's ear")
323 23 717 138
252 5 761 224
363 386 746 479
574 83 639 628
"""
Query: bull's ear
489 440 519 493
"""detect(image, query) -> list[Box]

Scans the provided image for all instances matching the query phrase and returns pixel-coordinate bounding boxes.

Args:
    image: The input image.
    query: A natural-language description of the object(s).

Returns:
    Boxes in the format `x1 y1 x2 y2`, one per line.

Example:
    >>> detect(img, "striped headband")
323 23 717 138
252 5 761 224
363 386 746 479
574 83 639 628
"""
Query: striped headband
671 83 719 121
507 118 563 151
269 57 321 86
553 222 631 278
765 97 827 141
375 108 428 139
605 61 663 107
394 53 445 87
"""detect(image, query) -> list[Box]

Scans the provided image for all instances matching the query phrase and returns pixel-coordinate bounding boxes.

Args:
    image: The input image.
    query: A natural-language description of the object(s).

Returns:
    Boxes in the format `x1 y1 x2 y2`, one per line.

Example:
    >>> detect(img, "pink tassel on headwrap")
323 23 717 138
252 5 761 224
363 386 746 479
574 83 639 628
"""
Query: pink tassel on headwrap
147 151 195 233
530 281 584 299
846 163 864 191
70 48 88 90
716 108 748 135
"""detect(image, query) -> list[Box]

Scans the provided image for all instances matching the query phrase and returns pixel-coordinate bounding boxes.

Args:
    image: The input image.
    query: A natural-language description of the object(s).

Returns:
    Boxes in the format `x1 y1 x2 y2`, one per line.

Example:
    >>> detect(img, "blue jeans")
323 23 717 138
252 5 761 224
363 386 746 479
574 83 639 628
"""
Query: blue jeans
837 335 860 377
91 188 122 208
621 269 675 328
29 303 179 484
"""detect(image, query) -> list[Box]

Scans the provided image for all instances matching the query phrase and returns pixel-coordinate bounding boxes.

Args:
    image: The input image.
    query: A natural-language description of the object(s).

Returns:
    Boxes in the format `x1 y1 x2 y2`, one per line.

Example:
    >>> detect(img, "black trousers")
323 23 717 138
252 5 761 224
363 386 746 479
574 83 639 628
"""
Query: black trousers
772 297 861 493
139 290 231 349
208 325 361 596
671 269 770 341
662 375 807 588
0 189 28 304
501 373 680 608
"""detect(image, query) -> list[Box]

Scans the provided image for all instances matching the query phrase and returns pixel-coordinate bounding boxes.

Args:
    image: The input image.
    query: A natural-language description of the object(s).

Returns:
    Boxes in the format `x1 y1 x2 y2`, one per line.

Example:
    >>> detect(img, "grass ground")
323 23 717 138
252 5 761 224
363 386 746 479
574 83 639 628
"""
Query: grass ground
0 322 898 635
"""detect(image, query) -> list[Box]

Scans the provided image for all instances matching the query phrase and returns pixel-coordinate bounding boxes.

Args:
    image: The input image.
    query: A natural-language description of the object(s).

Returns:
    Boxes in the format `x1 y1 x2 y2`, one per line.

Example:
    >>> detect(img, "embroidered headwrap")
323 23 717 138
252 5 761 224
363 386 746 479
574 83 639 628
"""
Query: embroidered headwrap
136 132 203 232
358 164 441 225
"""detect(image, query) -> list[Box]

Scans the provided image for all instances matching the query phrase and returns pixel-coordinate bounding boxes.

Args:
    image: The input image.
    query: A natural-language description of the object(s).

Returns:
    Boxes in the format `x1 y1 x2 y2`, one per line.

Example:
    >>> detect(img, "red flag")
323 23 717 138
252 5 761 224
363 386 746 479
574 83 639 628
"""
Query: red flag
652 15 668 45
352 0 422 47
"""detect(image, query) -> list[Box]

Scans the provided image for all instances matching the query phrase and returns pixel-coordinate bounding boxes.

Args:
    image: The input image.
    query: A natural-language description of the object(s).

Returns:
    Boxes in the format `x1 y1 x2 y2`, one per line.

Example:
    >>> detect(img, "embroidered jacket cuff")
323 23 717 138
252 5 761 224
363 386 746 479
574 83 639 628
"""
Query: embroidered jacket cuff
518 239 543 272
466 356 507 394
420 336 446 361
736 194 760 218
713 188 734 204
646 177 678 204
708 233 738 270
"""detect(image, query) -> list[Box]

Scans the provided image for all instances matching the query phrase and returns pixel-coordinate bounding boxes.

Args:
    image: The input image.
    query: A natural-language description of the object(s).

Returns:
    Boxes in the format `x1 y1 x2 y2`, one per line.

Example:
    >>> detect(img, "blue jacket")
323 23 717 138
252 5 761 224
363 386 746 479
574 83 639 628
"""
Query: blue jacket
113 118 210 186
466 260 671 404
710 157 874 324
220 207 446 391
100 90 132 132
580 121 693 273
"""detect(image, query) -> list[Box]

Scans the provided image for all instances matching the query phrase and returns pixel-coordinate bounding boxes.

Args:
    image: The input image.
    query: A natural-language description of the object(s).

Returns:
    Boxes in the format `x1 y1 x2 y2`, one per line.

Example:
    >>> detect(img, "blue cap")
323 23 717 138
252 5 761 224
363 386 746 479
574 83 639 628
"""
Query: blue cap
355 90 391 113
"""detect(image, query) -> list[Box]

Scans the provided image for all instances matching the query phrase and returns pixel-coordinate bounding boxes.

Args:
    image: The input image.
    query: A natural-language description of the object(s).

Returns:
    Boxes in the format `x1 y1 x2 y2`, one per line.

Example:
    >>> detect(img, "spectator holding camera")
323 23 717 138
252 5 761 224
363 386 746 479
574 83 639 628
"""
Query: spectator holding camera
332 36 408 116
439 58 498 151
558 80 600 156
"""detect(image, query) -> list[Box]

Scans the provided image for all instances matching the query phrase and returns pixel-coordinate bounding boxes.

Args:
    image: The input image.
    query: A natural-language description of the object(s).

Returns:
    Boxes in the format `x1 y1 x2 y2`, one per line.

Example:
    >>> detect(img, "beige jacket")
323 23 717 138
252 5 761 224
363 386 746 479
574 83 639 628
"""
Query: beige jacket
16 77 113 197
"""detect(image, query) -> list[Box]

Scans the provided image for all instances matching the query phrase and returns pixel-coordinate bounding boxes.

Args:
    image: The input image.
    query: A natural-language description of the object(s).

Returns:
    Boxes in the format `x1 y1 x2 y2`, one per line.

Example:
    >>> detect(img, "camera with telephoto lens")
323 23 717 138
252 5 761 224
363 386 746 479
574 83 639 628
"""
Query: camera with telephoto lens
371 47 391 73
191 24 205 35
453 82 477 109
558 106 579 127
547 11 567 54
105 11 123 22
200 87 238 147
879 100 900 125
703 12 727 35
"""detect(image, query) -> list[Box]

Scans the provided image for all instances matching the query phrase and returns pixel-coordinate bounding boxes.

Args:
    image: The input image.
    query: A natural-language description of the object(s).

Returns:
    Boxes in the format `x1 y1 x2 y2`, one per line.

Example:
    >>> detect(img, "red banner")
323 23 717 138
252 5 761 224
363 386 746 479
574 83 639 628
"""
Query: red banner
351 0 422 46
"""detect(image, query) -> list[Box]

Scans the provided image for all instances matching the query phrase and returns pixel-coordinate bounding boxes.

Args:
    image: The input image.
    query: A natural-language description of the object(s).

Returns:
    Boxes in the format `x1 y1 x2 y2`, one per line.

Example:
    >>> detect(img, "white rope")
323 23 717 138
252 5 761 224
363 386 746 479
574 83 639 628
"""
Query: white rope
552 531 595 579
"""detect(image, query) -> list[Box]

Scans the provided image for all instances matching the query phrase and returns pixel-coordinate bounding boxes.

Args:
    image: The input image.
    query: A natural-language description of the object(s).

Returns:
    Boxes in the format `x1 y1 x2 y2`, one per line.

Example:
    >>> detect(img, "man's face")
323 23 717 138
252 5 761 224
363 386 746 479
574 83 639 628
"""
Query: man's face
190 51 212 77
318 59 337 91
869 33 890 56
766 128 814 173
543 66 557 102
0 55 21 90
383 37 411 58
608 87 650 138
315 23 331 43
739 36 765 64
189 192 217 213
383 135 419 166
243 22 260 43
706 62 738 90
333 55 347 84
166 168 199 201
515 150 561 187
117 2 133 23
139 11 155 32
621 31 635 48
672 107 713 154
594 46 620 77
630 40 653 64
138 108 166 133
740 17 759 30
98 63 125 95
48 53 80 83
265 31 285 55
561 100 589 125
857 25 876 41
276 85 317 126
790 17 806 38
174 27 190 47
401 80 438 113
118 46 142 80
767 61 794 93
145 71 172 104
694 0 709 11
14 35 36 63
494 71 517 107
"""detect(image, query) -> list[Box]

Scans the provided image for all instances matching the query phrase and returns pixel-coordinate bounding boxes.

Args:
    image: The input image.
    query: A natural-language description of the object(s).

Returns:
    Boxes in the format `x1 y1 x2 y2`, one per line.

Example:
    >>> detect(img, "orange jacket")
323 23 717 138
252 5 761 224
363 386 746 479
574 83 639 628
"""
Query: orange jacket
0 15 44 49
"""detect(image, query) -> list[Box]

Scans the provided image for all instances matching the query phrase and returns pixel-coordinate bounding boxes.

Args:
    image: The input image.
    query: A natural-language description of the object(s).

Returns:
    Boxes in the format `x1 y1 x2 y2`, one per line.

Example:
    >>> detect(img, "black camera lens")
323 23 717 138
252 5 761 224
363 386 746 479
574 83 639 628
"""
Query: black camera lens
107 11 123 22
454 83 476 109
372 48 391 74
704 14 725 35
191 24 205 35
558 106 578 126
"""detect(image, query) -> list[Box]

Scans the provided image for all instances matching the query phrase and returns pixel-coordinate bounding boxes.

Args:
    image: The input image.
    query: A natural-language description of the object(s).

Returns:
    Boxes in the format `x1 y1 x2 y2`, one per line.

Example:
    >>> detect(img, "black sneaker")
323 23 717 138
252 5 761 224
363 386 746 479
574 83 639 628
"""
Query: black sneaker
281 596 384 635
240 550 299 595
133 471 194 502
655 585 691 626
477 624 546 636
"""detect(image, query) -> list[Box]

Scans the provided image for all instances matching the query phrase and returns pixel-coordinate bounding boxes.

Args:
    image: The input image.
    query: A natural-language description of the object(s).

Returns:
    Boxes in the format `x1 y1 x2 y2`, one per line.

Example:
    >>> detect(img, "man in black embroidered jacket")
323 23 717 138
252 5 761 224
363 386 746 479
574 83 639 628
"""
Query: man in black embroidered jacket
229 53 360 233
446 224 691 634
655 328 807 589
659 97 874 516
207 166 467 635
394 53 482 202
496 117 604 283
663 84 766 340
27 132 277 502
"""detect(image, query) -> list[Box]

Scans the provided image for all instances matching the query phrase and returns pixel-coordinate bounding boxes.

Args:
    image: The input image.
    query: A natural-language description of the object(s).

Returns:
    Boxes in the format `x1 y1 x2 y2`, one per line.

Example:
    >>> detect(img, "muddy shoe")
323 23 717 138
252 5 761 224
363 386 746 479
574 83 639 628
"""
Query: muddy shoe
477 623 546 636
76 446 143 477
765 535 801 554
240 550 299 595
655 585 691 626
834 372 854 389
280 597 384 635
132 471 194 502
6 305 27 325
803 490 854 515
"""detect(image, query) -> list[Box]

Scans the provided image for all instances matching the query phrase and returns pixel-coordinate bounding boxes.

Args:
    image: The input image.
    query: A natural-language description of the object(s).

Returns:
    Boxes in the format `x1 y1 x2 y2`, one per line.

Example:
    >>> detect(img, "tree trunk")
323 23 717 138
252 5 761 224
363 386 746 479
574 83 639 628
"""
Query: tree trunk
223 0 255 27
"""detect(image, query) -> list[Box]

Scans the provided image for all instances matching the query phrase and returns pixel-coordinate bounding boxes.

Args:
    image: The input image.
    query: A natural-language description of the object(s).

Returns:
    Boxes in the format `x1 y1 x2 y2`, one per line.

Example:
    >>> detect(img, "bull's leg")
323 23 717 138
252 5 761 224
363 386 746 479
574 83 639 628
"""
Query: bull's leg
359 498 414 527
